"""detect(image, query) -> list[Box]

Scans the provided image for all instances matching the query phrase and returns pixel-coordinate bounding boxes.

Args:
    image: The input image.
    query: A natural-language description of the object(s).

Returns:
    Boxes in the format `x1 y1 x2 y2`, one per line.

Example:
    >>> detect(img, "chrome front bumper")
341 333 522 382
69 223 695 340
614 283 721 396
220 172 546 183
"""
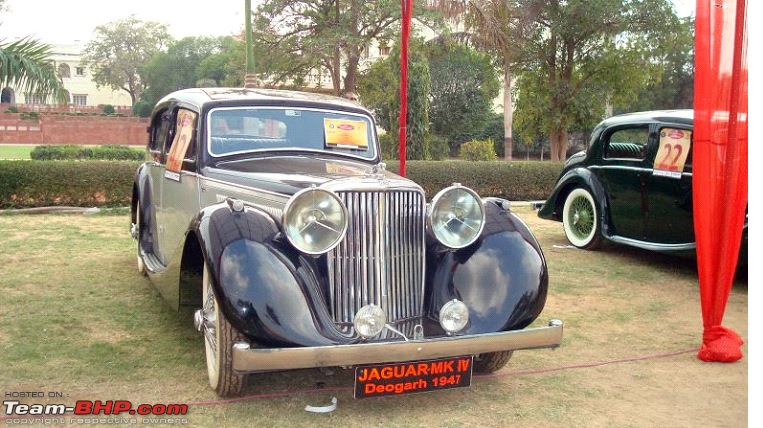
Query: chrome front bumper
232 319 563 372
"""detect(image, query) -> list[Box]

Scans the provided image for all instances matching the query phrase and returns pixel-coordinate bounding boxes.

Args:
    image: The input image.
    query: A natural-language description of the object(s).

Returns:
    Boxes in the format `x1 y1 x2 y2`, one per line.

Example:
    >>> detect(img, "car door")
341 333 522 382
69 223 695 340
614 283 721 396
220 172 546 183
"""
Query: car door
156 107 202 265
593 125 651 241
146 107 173 265
642 125 694 244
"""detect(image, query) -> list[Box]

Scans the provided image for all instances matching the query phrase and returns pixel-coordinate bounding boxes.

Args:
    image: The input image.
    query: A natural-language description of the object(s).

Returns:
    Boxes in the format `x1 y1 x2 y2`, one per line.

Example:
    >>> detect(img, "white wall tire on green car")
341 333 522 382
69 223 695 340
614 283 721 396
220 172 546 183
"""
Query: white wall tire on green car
200 263 245 397
562 187 602 249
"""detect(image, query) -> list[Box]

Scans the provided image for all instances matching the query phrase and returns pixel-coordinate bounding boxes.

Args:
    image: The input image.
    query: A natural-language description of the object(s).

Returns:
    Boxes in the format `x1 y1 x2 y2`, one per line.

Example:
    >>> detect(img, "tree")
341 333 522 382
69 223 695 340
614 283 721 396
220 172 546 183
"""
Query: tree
0 37 66 102
251 0 440 94
142 36 235 106
615 16 694 113
1 2 65 102
514 0 680 161
357 53 398 130
82 16 171 105
358 39 431 160
202 38 247 88
427 39 500 156
431 0 528 161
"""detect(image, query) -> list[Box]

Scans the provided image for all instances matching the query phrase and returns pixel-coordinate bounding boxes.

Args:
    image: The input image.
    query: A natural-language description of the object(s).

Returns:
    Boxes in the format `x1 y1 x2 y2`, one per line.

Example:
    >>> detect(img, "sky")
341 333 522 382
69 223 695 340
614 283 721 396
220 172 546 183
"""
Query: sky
0 0 246 44
1 0 698 46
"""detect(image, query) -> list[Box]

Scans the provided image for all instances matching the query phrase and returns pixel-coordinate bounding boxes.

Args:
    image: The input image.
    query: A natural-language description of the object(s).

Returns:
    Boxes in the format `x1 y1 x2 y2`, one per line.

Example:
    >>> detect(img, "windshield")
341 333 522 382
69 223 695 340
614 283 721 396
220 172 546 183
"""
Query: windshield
207 107 378 160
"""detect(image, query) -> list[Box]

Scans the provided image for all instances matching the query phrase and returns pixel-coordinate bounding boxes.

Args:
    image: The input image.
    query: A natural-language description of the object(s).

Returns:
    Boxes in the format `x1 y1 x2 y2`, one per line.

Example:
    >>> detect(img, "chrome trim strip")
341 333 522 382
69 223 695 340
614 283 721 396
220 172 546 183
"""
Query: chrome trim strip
232 320 564 371
589 165 693 178
608 235 695 251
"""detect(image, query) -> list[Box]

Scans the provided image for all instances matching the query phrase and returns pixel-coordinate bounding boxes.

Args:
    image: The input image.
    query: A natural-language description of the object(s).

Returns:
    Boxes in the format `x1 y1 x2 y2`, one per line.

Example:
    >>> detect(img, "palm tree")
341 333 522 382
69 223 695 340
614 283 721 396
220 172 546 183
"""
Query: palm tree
1 36 66 103
432 0 521 161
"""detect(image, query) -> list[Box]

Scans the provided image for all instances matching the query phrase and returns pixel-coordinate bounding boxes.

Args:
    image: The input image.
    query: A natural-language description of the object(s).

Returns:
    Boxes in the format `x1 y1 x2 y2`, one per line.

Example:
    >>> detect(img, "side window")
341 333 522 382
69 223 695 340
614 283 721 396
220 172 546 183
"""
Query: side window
603 127 649 160
653 127 691 178
149 109 172 162
166 109 198 173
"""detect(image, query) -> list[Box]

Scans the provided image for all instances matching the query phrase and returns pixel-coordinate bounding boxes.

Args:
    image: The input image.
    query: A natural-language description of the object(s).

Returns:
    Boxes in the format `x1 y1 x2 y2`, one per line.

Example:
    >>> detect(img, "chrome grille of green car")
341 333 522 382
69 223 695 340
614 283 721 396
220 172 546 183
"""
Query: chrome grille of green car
328 189 426 334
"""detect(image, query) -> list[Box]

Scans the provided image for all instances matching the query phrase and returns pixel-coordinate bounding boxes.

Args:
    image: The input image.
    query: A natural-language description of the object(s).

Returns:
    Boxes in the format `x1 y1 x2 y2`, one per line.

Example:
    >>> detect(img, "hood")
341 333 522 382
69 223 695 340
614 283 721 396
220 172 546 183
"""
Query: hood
201 155 416 196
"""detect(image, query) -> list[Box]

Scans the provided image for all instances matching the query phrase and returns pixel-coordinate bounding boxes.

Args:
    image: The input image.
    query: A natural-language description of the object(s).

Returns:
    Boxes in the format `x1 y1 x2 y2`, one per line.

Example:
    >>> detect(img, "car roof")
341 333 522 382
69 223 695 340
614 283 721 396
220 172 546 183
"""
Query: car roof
155 87 362 111
602 109 694 127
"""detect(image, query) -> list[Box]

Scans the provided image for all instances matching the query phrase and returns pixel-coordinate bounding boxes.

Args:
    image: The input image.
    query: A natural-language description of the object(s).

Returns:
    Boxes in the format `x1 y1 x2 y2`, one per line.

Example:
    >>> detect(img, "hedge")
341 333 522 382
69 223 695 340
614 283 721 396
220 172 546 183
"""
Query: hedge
0 161 140 209
30 145 144 161
386 160 562 201
0 160 563 209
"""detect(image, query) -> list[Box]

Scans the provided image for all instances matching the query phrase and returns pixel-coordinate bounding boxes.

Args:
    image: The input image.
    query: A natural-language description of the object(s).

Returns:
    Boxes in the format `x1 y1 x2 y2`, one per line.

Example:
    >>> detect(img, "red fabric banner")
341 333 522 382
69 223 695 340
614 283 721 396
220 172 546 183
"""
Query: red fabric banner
693 0 747 362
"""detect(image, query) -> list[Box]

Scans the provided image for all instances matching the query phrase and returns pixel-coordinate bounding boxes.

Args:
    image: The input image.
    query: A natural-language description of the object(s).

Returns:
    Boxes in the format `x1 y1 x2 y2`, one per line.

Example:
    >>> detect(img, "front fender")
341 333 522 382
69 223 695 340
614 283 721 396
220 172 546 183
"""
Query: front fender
427 200 549 334
193 201 344 348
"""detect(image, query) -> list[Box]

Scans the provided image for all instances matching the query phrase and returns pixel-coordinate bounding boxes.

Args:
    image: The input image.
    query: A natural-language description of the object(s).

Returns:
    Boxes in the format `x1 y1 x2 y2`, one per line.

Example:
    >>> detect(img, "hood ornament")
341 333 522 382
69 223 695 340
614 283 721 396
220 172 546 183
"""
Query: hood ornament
368 162 388 181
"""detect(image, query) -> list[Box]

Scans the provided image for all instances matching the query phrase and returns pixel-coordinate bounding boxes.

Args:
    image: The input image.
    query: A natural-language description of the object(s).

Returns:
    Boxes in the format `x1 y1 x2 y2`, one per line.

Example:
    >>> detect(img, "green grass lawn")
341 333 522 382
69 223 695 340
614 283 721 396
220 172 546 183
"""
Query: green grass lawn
0 207 748 427
0 144 34 159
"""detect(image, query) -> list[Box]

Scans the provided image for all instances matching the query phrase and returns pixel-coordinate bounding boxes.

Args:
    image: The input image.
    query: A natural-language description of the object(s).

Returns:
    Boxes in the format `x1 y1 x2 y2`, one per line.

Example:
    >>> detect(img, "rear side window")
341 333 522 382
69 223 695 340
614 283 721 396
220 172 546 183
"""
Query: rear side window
149 109 172 161
603 127 648 160
166 109 198 173
653 127 692 178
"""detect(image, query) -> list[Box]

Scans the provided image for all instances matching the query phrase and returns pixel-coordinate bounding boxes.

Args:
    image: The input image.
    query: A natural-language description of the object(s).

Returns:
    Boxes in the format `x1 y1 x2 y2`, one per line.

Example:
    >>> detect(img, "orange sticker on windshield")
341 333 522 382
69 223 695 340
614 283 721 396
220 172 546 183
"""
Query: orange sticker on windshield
653 128 691 179
324 118 368 149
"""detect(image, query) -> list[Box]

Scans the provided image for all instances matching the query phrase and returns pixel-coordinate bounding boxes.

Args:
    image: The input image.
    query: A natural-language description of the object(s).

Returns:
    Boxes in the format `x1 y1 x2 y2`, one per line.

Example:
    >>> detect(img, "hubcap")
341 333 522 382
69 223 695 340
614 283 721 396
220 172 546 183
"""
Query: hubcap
570 197 594 238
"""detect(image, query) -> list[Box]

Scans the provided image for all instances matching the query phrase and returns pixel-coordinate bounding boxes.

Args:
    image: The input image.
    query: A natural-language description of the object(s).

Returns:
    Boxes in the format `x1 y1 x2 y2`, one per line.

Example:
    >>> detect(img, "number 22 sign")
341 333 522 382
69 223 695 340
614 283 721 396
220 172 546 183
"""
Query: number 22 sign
653 128 691 179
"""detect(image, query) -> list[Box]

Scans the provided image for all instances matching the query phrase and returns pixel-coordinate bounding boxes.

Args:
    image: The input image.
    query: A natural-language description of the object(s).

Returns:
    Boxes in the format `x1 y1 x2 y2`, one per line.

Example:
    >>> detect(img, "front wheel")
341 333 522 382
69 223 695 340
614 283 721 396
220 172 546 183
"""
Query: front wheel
134 202 147 275
197 263 246 397
562 187 602 249
473 351 513 373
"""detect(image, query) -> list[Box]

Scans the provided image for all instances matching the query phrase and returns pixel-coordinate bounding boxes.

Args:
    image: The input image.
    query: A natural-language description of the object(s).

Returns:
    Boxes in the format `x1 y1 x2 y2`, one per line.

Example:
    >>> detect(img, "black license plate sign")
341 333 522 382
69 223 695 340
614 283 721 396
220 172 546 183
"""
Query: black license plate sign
354 356 473 398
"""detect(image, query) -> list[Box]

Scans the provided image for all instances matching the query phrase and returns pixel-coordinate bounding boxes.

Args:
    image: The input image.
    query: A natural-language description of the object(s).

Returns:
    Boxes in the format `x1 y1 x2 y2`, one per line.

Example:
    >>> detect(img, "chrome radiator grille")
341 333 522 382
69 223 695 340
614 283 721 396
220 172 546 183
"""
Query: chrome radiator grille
327 189 426 330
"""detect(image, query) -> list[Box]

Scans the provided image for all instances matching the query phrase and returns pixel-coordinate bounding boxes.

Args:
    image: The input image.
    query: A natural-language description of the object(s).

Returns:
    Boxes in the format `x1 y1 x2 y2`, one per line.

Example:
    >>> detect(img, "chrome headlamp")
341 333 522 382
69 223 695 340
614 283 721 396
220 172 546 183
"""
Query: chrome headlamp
283 187 348 254
428 184 485 249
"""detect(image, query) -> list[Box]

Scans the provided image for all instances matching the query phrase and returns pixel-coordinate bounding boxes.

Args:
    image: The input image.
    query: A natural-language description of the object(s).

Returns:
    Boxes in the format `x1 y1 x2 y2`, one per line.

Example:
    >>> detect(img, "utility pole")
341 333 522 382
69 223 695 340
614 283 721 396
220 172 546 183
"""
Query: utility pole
244 0 257 88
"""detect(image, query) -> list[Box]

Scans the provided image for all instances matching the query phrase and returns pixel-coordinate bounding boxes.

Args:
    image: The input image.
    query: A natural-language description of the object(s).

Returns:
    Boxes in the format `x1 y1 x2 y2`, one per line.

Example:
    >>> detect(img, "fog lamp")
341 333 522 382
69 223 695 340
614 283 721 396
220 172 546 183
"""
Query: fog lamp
353 304 386 338
439 299 469 334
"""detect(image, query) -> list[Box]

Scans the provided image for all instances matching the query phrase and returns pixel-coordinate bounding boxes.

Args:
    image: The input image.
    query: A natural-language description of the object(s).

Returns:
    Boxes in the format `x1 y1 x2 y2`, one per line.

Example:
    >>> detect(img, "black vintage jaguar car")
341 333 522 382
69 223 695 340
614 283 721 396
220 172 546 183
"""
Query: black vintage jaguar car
538 110 747 264
131 88 563 397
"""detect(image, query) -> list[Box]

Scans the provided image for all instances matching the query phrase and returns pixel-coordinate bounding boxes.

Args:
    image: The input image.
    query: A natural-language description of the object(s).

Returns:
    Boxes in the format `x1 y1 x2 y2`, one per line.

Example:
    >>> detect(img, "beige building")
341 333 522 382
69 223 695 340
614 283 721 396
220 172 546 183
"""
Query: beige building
1 42 131 108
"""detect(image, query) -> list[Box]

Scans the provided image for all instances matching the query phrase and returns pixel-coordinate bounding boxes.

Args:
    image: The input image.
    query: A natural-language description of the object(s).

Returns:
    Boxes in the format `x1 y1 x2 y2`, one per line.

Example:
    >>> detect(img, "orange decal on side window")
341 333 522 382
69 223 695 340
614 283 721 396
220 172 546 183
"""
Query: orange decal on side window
166 110 197 173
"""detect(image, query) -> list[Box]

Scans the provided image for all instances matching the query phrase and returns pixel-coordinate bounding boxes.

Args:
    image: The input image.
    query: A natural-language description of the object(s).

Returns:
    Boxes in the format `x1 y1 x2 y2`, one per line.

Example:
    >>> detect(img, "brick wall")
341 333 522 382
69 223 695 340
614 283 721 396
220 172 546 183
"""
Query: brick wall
0 113 149 146
1 102 133 115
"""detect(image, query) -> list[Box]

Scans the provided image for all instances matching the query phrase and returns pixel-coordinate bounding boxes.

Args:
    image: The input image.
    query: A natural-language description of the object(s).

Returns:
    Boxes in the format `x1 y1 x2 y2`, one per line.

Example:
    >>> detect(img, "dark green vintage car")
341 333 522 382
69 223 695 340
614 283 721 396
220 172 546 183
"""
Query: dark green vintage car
537 110 747 263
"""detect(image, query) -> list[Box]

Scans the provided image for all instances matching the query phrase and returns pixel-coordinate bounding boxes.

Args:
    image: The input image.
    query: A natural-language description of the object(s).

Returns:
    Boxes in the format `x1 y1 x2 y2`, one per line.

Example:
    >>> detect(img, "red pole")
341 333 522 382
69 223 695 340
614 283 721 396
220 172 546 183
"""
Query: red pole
397 0 412 177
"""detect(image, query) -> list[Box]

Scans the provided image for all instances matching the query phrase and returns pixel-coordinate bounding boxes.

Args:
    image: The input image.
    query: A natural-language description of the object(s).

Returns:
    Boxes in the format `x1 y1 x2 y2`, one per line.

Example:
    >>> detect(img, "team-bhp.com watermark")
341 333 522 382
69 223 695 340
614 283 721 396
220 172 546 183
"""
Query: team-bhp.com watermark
3 393 188 425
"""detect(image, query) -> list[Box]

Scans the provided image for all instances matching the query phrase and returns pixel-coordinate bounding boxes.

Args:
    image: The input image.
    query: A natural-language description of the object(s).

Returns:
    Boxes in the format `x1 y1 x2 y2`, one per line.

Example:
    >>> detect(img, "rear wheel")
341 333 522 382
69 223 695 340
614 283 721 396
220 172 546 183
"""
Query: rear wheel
198 262 245 397
562 187 602 249
473 351 513 373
